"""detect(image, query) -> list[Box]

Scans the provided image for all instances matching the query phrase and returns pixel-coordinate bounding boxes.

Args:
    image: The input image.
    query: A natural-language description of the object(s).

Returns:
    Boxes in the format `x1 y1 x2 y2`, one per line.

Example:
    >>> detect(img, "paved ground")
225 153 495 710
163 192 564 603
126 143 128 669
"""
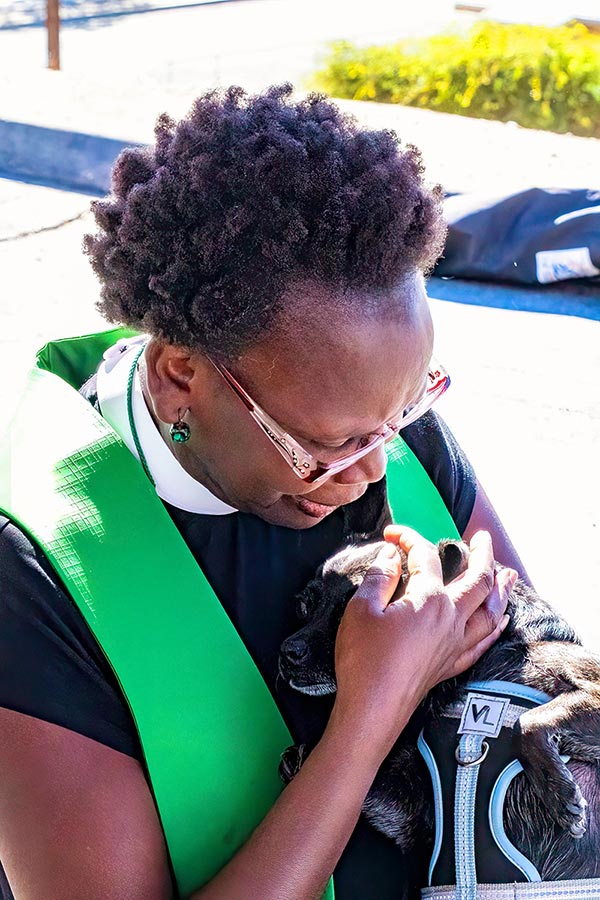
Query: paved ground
1 2 598 197
1 0 599 646
0 0 463 136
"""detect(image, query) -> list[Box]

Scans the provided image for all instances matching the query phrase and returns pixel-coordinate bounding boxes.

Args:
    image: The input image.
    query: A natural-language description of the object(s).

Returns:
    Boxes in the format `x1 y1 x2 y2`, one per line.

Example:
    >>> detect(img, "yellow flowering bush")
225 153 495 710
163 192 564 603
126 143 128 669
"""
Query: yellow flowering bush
313 21 600 137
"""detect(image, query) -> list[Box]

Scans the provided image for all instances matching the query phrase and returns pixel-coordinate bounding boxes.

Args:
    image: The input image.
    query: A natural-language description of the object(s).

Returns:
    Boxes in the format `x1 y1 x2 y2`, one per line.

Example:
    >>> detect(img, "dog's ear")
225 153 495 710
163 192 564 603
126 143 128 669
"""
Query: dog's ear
342 476 392 541
438 540 469 584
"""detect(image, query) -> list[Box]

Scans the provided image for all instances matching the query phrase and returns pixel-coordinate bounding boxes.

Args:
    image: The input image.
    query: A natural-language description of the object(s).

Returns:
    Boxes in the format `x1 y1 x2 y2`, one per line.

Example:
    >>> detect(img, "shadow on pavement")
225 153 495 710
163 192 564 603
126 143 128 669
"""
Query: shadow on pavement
0 120 139 196
0 0 231 30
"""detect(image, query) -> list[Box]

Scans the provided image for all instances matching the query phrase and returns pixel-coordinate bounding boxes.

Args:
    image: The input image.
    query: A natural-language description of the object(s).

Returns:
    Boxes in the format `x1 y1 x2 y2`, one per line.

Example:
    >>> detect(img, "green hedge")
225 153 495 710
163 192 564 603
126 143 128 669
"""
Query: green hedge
313 21 600 137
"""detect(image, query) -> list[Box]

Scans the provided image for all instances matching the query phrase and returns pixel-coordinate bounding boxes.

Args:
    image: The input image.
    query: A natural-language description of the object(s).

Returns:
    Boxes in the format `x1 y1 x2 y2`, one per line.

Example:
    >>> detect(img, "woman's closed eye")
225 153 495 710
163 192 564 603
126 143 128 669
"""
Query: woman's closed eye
315 431 384 455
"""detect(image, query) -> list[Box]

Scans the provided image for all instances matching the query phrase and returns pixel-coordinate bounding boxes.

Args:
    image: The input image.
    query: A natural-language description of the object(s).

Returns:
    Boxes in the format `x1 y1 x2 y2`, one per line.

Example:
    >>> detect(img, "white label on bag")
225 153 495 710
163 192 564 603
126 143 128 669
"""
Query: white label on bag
536 246 600 284
458 693 510 738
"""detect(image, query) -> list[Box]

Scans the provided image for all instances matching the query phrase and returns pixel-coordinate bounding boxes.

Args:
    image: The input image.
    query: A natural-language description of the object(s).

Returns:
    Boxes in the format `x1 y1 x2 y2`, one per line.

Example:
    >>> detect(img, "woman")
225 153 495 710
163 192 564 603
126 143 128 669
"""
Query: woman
0 85 521 899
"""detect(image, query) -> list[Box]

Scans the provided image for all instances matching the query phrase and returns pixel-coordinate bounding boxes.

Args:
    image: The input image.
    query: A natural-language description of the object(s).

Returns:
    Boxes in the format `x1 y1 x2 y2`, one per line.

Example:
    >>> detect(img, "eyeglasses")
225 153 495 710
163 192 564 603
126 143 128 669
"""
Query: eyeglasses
209 357 450 486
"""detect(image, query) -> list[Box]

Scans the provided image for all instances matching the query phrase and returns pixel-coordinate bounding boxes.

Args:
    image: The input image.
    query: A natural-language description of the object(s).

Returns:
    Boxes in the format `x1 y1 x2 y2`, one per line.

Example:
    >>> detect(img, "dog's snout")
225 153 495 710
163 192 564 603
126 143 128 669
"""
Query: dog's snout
282 637 309 665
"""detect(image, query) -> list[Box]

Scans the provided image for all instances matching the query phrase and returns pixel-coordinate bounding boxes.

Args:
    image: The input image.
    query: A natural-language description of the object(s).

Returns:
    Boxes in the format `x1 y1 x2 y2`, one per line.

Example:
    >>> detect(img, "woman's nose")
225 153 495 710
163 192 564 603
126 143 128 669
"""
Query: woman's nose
333 440 388 486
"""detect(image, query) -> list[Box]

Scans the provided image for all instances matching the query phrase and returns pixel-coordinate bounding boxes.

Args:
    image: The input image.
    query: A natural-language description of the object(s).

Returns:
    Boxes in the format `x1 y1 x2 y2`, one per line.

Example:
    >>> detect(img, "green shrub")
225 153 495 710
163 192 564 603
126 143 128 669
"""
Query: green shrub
313 21 600 137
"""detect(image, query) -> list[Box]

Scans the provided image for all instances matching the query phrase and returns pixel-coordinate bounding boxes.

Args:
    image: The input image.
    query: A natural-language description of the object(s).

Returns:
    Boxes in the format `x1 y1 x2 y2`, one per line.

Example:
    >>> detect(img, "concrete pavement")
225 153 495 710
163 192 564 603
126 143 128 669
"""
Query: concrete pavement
2 0 592 190
1 0 599 196
1 0 599 212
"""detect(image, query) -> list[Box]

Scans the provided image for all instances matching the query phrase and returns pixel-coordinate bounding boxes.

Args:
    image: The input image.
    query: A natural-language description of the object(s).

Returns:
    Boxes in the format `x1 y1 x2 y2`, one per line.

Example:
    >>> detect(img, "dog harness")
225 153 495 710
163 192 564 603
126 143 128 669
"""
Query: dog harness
0 327 462 899
418 680 600 900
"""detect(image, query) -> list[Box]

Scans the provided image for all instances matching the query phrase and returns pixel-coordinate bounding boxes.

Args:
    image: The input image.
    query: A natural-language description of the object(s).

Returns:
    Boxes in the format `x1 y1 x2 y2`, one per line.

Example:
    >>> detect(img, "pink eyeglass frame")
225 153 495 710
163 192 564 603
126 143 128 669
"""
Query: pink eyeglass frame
208 358 450 485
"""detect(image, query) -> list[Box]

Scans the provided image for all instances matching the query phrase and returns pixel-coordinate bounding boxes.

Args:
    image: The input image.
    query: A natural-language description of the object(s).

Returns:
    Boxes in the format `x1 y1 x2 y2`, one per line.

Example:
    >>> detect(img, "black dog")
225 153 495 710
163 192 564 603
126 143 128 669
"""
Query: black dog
278 480 600 891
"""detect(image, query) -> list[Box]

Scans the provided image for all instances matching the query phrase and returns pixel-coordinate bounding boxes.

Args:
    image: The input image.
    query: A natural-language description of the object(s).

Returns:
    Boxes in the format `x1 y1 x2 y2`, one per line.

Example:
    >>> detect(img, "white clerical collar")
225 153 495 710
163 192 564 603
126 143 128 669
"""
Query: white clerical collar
96 335 237 516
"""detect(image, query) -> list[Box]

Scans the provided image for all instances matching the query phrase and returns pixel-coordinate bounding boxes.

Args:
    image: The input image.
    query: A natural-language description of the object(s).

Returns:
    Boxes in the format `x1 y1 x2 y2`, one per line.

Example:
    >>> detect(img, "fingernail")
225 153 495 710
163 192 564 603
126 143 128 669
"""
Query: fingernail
500 614 510 631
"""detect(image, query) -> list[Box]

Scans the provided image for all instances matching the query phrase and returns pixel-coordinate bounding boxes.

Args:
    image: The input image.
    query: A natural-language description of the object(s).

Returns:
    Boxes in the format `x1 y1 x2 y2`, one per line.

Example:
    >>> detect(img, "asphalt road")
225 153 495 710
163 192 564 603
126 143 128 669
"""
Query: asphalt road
2 177 599 649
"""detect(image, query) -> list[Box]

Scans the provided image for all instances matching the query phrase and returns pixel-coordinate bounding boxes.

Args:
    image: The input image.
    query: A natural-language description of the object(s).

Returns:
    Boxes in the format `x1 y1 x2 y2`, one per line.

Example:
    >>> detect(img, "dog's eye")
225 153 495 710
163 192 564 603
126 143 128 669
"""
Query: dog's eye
297 594 314 621
297 598 309 620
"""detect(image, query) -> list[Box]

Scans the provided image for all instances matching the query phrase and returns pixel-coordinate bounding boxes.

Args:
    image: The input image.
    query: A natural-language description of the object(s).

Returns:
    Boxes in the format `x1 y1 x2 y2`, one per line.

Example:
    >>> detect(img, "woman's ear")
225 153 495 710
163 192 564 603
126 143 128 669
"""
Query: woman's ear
142 340 203 424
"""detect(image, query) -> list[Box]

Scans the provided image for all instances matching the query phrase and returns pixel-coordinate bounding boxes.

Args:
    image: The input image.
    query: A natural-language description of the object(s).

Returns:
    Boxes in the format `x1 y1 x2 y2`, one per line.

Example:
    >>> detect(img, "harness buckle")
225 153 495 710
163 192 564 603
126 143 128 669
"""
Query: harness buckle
455 740 490 768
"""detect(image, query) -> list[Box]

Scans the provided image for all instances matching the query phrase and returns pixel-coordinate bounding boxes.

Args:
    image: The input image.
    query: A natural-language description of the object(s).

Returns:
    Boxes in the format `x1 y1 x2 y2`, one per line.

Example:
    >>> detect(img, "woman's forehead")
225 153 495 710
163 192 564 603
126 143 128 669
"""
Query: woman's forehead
235 278 433 440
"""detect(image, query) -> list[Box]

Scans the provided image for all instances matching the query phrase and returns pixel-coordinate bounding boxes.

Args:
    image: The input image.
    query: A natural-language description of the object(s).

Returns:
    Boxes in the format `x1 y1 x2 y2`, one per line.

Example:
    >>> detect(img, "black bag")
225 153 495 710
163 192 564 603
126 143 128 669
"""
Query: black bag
436 188 600 285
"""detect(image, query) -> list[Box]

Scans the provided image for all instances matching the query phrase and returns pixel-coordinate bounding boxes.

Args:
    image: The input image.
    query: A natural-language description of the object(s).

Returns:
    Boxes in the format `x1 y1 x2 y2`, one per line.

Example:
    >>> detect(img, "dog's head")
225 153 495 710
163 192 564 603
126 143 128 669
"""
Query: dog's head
279 538 469 696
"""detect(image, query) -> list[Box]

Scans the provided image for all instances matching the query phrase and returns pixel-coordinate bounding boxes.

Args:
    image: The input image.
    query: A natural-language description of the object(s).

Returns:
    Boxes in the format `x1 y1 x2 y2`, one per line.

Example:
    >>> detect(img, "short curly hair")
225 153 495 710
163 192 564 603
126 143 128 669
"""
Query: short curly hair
84 84 445 360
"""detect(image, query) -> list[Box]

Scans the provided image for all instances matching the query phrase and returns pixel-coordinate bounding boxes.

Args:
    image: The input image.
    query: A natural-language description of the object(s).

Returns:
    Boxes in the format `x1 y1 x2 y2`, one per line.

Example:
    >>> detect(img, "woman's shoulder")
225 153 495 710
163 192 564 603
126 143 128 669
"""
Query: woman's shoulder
0 516 142 759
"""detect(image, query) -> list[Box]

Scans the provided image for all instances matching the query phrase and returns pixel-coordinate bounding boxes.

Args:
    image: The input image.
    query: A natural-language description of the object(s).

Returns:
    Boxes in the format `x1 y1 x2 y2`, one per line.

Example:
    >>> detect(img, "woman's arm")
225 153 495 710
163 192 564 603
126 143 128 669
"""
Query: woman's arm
0 530 512 900
463 479 532 585
0 708 174 900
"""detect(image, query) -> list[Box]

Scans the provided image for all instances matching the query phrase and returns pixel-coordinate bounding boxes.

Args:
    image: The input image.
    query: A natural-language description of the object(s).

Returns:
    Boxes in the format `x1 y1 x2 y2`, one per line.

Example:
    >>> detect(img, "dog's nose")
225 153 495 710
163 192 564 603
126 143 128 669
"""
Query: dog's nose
282 638 309 665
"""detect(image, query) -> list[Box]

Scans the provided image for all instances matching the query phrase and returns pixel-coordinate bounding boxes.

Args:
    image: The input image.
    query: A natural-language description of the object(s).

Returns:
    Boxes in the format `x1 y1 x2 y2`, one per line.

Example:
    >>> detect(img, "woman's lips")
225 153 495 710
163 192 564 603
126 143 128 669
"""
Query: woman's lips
293 496 339 519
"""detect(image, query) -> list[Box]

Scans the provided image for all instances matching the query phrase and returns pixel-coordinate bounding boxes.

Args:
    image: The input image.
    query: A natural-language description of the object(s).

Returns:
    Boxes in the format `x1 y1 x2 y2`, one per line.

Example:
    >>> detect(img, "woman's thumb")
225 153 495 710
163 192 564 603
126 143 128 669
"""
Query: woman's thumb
356 542 403 610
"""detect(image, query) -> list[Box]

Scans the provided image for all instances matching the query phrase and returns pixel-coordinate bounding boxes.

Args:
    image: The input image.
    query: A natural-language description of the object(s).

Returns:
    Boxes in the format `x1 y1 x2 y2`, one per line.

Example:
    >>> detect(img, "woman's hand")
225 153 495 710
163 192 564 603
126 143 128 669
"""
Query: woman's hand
331 526 515 760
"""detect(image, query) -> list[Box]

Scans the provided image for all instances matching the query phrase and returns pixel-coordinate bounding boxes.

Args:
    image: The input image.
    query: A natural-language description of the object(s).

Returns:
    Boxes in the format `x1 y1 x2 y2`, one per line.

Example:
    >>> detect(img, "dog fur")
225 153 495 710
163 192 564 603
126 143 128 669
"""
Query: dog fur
278 478 600 891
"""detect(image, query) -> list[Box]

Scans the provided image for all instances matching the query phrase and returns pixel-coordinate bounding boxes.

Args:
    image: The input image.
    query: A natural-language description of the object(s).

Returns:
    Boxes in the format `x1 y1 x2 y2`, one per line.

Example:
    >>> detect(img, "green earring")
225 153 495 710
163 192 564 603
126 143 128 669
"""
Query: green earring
170 408 191 443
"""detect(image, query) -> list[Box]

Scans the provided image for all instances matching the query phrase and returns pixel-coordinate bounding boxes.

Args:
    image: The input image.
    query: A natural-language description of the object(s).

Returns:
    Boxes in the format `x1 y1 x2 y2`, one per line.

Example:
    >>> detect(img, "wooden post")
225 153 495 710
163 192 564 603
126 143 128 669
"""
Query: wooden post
47 0 60 70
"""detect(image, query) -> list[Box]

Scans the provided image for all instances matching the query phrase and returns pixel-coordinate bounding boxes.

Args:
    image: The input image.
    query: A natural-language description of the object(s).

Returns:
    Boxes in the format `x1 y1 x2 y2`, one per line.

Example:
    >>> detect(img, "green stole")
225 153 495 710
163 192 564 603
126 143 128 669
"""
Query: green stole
0 328 459 899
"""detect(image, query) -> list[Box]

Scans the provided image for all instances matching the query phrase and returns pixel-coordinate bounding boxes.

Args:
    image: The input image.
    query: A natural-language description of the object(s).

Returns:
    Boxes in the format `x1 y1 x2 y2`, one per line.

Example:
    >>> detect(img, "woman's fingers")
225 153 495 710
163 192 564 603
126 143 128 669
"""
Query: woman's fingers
461 566 516 651
379 526 517 683
446 531 497 619
356 542 404 611
383 524 444 585
450 611 511 676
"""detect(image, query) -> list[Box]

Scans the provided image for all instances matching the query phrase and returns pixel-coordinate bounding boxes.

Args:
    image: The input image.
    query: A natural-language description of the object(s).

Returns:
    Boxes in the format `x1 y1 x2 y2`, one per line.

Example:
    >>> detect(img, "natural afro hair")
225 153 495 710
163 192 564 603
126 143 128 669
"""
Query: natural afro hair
84 84 446 360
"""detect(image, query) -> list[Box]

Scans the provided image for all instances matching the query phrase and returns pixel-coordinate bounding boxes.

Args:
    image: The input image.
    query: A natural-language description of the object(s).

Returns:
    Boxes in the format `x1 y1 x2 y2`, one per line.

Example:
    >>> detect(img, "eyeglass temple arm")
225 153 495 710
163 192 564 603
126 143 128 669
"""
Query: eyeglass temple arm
208 358 306 451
